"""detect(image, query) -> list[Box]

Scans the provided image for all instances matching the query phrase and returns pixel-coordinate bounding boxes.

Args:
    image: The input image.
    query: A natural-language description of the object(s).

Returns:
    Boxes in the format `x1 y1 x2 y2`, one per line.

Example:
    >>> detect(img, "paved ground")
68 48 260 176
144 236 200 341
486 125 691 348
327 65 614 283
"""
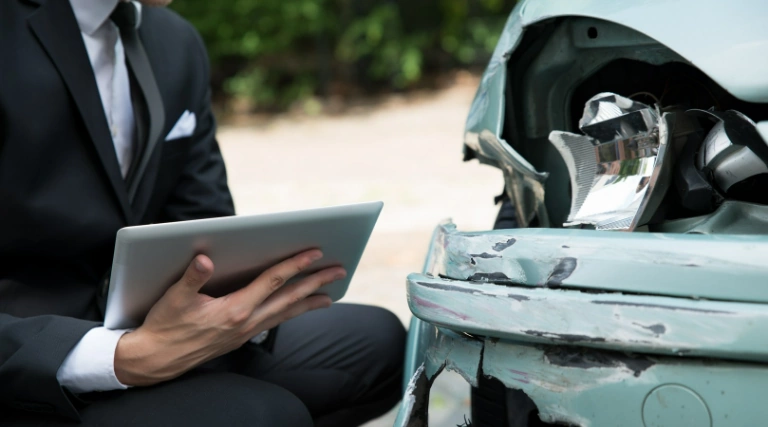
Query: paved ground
217 75 501 426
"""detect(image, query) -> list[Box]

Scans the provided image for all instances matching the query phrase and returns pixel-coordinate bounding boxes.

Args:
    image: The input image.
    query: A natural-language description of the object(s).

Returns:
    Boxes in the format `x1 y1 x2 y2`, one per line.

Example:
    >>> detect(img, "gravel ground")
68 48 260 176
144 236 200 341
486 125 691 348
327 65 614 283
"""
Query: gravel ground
217 76 501 426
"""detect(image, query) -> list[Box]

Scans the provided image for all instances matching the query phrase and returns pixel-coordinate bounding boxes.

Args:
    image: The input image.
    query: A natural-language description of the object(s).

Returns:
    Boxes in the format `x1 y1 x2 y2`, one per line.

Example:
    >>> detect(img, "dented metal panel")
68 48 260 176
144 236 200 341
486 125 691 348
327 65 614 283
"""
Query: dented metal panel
483 339 768 426
395 326 768 427
517 0 768 104
464 1 768 226
398 326 768 426
408 274 768 362
424 221 768 304
395 329 483 427
394 364 430 427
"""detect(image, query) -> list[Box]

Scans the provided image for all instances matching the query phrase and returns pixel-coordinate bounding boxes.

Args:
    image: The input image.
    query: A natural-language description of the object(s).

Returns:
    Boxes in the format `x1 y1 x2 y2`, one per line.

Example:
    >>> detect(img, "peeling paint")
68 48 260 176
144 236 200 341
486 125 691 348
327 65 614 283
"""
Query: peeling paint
592 301 732 314
393 363 441 427
545 257 578 287
416 280 530 303
633 322 666 335
523 330 606 344
423 221 768 304
400 326 768 426
395 364 425 427
470 252 502 258
492 238 517 251
544 347 654 377
468 272 512 283
415 280 479 295
408 274 768 361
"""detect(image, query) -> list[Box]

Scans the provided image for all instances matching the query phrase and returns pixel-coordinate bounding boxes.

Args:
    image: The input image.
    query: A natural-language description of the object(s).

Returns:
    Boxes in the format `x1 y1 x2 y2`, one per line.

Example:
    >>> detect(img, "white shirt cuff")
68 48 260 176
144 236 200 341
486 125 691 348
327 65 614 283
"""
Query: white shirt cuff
56 327 131 394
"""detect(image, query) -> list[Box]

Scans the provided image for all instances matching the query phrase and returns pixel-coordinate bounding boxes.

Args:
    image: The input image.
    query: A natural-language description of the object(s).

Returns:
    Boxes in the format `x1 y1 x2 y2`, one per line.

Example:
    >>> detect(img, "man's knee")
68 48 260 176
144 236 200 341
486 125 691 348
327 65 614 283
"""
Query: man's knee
361 305 407 408
81 372 312 427
330 304 406 371
339 304 406 405
362 305 407 372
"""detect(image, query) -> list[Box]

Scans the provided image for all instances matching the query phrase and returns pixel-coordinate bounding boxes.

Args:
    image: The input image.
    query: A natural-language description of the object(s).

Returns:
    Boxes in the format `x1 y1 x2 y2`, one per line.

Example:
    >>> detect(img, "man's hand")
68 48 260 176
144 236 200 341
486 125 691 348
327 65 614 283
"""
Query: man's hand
113 249 344 386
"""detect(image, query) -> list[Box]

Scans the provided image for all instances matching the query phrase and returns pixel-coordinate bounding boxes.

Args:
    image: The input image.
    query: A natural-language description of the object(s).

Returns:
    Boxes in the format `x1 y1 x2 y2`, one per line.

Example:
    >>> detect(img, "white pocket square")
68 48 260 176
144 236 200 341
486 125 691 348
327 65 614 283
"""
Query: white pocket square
165 110 196 141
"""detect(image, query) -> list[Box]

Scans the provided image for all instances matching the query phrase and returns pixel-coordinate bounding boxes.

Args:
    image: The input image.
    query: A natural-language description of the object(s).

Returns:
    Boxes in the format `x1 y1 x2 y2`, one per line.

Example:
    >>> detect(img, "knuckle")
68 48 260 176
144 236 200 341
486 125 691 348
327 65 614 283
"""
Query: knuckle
225 307 250 328
294 259 309 274
290 293 305 305
268 274 286 290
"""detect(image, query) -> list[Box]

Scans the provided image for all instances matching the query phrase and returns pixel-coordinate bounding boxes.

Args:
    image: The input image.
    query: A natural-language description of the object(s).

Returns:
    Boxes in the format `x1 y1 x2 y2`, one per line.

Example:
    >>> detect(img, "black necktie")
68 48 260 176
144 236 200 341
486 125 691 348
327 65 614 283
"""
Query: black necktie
110 2 165 202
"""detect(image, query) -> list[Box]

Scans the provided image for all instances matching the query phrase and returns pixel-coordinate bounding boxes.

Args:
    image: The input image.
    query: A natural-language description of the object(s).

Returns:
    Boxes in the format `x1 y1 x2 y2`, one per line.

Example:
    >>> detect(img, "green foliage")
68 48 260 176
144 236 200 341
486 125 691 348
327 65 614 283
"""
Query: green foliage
171 0 516 111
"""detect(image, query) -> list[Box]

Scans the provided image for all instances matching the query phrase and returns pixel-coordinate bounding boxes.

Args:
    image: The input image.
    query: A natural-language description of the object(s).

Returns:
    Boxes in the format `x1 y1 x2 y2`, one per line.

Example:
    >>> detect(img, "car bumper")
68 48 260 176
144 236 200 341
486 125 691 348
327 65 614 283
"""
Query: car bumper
396 222 768 426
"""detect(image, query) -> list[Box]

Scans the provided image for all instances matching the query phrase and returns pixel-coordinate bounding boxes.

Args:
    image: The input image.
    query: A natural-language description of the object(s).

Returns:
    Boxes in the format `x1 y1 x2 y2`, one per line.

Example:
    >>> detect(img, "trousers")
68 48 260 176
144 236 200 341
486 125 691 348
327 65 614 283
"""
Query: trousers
3 304 406 426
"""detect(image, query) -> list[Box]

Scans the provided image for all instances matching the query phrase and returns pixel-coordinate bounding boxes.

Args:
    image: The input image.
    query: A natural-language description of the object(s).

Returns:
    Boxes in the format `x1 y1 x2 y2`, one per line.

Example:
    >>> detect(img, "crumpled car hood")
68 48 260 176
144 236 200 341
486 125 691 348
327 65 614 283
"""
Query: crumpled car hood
465 0 768 226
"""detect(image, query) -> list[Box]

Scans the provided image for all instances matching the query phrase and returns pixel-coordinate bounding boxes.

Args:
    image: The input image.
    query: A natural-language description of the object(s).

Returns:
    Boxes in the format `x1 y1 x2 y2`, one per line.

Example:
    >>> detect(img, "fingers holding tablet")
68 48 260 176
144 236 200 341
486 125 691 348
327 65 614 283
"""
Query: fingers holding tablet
224 249 347 327
179 254 216 293
114 251 347 387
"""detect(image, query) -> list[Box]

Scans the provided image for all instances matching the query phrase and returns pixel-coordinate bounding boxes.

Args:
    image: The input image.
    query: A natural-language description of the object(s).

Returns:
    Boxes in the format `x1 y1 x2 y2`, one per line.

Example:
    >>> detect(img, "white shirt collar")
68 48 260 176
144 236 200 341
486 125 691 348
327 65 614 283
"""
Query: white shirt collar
69 0 143 36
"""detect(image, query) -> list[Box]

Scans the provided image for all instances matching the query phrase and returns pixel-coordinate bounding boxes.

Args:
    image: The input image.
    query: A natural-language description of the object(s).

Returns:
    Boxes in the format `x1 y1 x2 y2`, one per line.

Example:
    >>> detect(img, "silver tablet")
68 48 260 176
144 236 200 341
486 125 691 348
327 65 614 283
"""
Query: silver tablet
104 201 383 329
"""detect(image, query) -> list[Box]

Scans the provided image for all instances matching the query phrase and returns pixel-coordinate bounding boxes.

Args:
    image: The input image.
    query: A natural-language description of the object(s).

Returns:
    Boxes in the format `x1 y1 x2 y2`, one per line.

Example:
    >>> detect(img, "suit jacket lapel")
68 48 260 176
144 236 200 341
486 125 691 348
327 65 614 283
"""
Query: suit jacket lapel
28 0 133 223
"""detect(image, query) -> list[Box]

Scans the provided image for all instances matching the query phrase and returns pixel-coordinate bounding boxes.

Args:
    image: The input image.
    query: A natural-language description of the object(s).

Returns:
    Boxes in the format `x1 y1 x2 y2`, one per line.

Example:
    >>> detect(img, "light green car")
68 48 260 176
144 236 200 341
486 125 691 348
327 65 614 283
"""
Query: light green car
396 1 768 426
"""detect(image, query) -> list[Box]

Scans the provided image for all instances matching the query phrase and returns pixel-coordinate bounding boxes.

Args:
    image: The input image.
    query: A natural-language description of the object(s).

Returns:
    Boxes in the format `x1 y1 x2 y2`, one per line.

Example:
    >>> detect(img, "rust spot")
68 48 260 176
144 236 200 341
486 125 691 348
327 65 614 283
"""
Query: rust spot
470 257 477 266
545 257 577 287
492 238 517 251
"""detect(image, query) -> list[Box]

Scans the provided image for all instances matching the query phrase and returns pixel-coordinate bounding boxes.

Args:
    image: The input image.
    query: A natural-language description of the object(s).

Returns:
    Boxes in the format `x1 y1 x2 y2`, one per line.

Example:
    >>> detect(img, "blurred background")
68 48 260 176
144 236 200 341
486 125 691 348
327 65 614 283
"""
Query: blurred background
171 1 517 424
171 0 515 114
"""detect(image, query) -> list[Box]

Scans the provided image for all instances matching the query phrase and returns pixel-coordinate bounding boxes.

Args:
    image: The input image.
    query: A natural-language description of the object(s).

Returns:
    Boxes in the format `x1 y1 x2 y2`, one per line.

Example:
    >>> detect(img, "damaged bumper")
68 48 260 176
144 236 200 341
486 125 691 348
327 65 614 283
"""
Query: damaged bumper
396 326 768 427
397 222 768 426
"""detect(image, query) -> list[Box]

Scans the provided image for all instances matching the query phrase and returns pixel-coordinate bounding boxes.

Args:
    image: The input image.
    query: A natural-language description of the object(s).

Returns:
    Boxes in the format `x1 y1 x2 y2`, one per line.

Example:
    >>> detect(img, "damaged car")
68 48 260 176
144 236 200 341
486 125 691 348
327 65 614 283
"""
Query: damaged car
396 0 768 426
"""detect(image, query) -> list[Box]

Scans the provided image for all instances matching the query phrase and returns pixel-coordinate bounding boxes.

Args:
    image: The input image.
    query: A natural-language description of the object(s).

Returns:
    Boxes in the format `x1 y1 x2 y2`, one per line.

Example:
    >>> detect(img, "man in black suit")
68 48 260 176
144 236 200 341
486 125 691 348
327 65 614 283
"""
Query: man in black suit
0 0 405 425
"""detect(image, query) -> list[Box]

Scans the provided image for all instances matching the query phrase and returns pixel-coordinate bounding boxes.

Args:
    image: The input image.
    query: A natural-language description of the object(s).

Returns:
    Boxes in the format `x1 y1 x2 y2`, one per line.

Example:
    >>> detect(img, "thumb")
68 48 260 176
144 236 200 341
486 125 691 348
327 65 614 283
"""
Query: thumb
177 254 214 293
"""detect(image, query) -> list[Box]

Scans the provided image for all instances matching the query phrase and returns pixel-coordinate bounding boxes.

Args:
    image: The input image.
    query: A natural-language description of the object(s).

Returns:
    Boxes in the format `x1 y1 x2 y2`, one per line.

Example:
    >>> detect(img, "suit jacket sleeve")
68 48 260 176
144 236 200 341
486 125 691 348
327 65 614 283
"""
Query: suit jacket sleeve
0 313 99 419
159 30 235 222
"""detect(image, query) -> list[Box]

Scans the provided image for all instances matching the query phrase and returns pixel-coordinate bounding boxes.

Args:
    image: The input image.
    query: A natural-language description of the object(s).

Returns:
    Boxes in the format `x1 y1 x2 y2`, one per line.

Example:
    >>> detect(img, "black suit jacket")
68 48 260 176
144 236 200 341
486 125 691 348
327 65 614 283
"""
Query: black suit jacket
0 0 235 419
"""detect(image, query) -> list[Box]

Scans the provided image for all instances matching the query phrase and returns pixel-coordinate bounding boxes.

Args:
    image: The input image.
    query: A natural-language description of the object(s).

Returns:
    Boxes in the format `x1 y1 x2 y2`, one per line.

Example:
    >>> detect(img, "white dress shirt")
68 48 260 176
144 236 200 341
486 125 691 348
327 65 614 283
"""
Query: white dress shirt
56 0 142 394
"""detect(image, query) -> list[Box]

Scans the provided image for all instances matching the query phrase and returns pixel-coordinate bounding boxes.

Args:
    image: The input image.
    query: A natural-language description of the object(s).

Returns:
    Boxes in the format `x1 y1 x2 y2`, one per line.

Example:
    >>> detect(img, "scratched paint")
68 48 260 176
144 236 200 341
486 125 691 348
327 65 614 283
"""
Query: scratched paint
400 326 768 426
395 328 482 427
394 364 429 427
482 338 768 426
423 221 768 304
407 274 768 362
424 326 482 387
